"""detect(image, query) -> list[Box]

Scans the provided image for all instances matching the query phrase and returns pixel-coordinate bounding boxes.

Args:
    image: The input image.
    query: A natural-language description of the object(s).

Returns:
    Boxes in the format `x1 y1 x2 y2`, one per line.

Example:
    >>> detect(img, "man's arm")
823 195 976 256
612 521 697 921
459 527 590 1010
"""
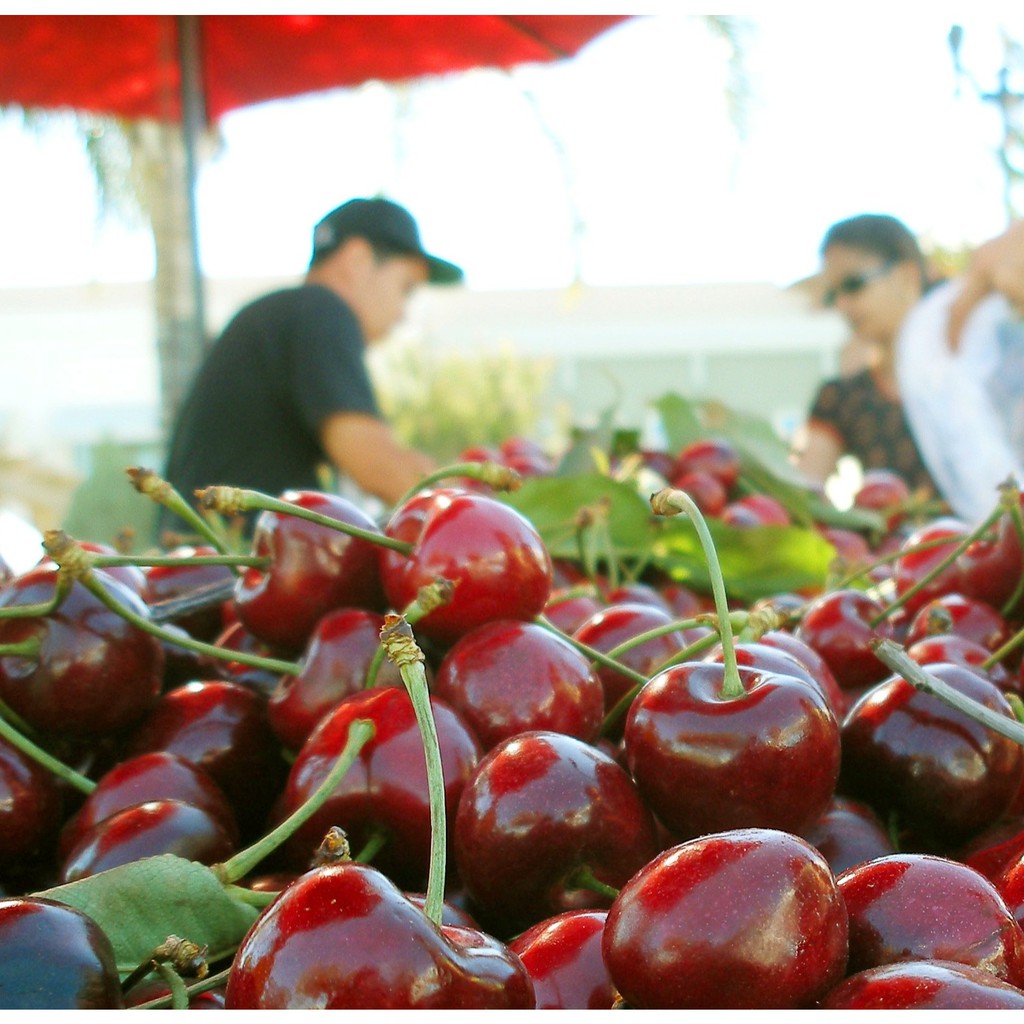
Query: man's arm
320 410 437 507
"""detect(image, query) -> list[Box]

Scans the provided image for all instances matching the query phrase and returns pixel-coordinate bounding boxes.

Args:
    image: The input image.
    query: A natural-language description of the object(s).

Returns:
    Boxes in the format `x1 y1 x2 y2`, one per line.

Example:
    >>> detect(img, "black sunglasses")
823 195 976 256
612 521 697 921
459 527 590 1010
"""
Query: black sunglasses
823 260 897 307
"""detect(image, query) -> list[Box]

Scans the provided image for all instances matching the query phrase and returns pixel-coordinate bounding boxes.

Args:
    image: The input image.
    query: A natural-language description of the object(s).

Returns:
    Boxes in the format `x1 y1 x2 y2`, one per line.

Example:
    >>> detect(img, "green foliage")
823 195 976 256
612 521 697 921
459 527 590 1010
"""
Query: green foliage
371 341 564 464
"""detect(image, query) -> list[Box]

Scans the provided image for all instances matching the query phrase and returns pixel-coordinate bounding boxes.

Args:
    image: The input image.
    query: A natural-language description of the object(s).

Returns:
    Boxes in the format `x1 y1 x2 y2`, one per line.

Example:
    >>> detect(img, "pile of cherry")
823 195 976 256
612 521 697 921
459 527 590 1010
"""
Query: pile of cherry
4 437 1024 1009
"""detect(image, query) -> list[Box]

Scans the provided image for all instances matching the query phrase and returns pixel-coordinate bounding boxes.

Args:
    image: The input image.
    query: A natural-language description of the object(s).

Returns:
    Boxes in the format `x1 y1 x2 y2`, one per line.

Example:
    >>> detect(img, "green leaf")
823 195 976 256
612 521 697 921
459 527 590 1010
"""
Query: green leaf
556 402 620 476
35 855 260 973
501 473 656 565
651 392 703 453
652 516 836 601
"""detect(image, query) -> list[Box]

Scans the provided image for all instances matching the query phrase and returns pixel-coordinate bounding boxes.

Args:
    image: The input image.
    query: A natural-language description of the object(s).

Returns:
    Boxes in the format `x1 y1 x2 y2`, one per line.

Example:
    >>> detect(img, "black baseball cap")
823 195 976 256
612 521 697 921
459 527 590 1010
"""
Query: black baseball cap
310 197 463 284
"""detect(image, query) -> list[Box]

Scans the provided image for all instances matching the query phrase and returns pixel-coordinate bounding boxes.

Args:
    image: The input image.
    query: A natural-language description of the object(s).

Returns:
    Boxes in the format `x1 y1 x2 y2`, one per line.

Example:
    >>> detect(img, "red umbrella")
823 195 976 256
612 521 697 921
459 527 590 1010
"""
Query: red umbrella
0 14 631 421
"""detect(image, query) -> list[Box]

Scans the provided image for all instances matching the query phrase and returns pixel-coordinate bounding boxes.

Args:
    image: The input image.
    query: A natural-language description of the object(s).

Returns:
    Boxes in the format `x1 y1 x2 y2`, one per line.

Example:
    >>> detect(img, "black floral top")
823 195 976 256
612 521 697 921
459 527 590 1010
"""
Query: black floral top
807 368 937 494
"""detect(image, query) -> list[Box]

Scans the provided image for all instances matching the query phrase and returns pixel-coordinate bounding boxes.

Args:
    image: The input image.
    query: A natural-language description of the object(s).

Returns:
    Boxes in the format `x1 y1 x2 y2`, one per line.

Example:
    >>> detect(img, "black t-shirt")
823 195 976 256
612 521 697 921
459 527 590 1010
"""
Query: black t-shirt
161 284 380 518
807 368 937 494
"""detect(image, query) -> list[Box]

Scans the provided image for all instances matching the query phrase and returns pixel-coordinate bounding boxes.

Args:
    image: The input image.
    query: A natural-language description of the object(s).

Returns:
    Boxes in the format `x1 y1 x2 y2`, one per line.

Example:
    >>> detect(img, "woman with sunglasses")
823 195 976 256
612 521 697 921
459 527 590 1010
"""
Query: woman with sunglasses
791 213 939 497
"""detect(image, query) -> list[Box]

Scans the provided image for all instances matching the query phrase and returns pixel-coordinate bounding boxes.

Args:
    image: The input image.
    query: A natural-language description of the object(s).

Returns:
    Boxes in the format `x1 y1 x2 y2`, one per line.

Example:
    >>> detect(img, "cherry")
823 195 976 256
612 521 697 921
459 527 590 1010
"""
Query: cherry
266 607 404 751
892 516 970 618
602 827 848 1009
508 909 615 1009
905 592 1012 652
499 435 555 477
837 852 1024 986
275 686 480 890
224 861 535 1008
0 896 124 1008
757 628 848 718
144 544 235 642
666 469 727 518
600 580 672 613
720 493 792 527
379 488 553 648
541 588 604 635
997 853 1024 930
820 959 1024 1009
852 468 911 531
0 734 63 878
623 659 840 839
123 679 289 841
839 663 1024 851
906 633 1013 692
800 794 896 876
793 587 895 692
58 750 239 859
453 730 660 938
0 566 164 739
432 619 605 751
234 489 387 654
957 494 1024 611
210 619 286 697
59 797 238 883
572 601 693 721
818 524 871 568
959 816 1024 883
671 437 741 492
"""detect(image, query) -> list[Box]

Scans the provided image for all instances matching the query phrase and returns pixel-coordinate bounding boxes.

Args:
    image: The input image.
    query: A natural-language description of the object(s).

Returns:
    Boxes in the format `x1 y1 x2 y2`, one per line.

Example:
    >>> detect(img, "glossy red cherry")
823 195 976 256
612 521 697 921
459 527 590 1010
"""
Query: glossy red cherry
853 468 911 531
58 750 239 859
837 852 1024 985
602 828 848 1009
839 663 1024 851
144 544 235 642
432 619 604 751
906 633 1013 692
892 517 970 618
210 619 286 697
667 469 728 518
821 959 1024 1009
0 734 63 877
224 861 535 1009
234 489 387 653
0 566 164 739
508 909 615 1009
266 607 404 751
276 686 480 889
758 628 848 718
379 488 553 648
800 794 897 876
720 493 792 527
0 896 124 1008
59 798 237 883
671 437 741 492
542 588 604 635
906 592 1012 652
123 679 288 841
794 587 895 692
957 494 1024 611
623 660 840 839
454 730 660 937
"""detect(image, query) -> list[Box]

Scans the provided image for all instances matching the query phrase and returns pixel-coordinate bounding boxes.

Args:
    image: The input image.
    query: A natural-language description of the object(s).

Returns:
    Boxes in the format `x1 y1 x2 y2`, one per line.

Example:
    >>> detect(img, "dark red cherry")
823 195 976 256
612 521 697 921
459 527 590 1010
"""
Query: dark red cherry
0 734 63 875
144 544 235 642
671 437 741 492
800 794 897 876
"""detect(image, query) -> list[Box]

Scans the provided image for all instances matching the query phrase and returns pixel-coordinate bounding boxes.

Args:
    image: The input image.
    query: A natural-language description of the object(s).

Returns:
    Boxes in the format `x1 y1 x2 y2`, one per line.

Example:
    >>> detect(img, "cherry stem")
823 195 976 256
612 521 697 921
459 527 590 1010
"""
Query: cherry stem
129 966 232 1011
127 467 233 555
214 718 375 885
873 638 1024 746
0 707 96 794
650 488 743 699
999 488 1024 616
0 572 72 620
380 614 447 926
535 613 648 688
870 503 1004 626
830 534 972 593
567 863 620 901
393 460 522 509
195 487 414 556
0 636 42 659
42 530 302 676
984 625 1024 671
92 553 267 570
120 934 208 1001
353 830 389 865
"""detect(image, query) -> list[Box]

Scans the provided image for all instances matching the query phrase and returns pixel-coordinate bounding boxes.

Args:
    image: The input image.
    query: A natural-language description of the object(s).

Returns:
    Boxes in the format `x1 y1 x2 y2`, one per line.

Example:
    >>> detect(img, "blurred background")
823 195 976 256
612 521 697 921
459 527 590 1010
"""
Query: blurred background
1 9 1022 554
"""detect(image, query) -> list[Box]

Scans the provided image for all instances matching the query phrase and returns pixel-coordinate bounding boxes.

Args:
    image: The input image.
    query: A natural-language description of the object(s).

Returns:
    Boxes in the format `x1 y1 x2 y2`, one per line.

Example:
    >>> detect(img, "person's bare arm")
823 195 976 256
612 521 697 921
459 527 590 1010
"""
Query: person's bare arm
320 410 436 507
790 422 843 487
948 220 1024 350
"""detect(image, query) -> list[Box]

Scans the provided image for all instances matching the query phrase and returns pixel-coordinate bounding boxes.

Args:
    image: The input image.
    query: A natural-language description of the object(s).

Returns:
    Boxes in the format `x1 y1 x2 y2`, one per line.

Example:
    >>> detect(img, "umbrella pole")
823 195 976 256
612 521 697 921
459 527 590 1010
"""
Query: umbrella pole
176 14 208 359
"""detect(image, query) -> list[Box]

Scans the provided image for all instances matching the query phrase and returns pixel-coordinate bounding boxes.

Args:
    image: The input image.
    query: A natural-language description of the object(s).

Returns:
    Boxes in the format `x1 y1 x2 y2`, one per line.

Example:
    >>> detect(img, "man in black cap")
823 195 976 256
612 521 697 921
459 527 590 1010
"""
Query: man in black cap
159 197 462 535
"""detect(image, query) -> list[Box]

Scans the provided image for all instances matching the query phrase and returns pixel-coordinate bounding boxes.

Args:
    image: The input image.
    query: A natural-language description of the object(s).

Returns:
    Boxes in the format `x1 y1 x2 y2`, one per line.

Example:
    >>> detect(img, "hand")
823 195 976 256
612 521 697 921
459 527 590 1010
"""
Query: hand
948 221 1024 351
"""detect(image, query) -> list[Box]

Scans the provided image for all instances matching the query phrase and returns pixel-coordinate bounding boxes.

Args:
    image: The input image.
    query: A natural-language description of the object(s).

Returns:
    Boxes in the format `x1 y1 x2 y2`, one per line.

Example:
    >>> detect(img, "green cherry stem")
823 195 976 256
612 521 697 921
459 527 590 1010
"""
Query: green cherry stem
214 717 375 885
393 460 522 510
535 613 649 689
873 638 1024 746
196 487 414 556
92 553 267 571
127 467 234 555
41 530 302 677
983 625 1024 671
380 614 446 927
650 487 743 699
567 863 620 901
0 709 96 795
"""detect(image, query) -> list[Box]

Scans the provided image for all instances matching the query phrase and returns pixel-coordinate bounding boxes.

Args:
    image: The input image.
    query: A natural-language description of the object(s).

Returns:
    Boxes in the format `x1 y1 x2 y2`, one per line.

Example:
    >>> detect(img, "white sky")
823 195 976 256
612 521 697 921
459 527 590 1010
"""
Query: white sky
1 7 1023 292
